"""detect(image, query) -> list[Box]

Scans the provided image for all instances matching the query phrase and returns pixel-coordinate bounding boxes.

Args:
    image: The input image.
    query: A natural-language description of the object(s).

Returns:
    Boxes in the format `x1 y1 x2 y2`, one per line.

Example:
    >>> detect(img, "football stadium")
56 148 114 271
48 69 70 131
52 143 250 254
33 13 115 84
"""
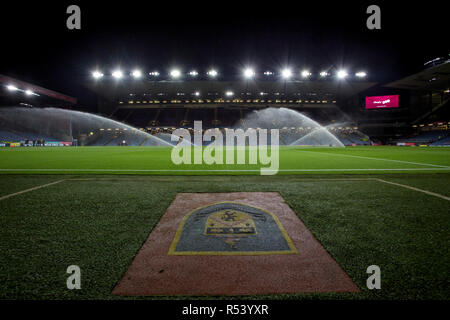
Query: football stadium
0 1 448 310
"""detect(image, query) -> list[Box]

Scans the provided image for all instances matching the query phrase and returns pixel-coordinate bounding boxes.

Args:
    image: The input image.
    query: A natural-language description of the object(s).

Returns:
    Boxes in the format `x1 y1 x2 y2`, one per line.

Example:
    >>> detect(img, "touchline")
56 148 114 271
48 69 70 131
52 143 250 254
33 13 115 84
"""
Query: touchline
170 121 280 175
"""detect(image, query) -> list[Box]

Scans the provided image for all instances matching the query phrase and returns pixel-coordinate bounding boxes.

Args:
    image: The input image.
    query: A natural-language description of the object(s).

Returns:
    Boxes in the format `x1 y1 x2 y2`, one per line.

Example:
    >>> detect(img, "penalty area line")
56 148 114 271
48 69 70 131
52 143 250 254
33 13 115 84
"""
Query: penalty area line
296 150 449 168
374 178 450 201
0 179 66 201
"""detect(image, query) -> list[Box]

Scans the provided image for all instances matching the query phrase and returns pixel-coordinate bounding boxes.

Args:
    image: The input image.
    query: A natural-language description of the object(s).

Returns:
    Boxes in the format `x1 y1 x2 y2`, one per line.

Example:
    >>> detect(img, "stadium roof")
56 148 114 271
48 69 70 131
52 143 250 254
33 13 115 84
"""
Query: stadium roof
0 74 77 105
86 80 376 102
385 60 450 92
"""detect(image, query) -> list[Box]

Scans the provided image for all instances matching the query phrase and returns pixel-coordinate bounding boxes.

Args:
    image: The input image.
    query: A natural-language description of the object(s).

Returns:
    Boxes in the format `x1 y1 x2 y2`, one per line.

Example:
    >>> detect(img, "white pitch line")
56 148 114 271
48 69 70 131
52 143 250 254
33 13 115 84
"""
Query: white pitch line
296 150 449 168
0 168 450 172
0 179 65 201
66 178 378 181
277 168 450 172
1 177 447 203
374 178 450 201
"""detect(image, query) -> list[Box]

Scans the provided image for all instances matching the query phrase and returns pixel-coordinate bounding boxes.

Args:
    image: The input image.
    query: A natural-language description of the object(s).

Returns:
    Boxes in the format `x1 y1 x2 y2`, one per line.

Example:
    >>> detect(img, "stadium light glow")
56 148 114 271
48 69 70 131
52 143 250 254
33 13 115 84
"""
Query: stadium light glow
92 71 104 79
281 68 292 79
170 69 181 78
243 68 255 79
355 71 367 78
301 70 311 78
189 70 199 77
7 85 19 91
149 71 160 76
225 91 234 96
337 70 348 79
112 70 123 79
264 71 274 76
25 89 34 96
194 91 200 96
319 71 329 77
207 69 218 77
131 69 142 78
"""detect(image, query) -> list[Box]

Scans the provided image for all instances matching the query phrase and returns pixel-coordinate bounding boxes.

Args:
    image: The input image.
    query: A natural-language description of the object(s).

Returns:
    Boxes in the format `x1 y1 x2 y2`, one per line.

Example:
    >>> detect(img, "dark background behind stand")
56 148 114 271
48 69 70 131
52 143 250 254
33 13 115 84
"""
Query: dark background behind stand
0 1 448 108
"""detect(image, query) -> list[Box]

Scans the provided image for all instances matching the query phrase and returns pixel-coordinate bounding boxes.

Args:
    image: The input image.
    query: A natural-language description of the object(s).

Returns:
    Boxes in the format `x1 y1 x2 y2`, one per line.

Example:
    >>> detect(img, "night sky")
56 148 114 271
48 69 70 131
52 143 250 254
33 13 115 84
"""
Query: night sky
0 1 448 108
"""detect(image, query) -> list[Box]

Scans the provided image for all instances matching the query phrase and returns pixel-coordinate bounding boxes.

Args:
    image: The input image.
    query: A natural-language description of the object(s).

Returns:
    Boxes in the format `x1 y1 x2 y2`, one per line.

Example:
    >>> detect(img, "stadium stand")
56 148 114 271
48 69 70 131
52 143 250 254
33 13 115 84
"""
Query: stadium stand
0 130 24 142
430 136 450 146
393 128 449 145
0 130 56 142
334 131 371 146
87 133 117 146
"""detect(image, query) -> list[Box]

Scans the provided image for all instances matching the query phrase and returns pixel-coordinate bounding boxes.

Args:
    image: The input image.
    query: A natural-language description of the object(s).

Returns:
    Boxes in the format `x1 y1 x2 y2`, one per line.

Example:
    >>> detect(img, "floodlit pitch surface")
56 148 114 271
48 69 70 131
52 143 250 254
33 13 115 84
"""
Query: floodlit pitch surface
0 146 449 174
0 146 449 299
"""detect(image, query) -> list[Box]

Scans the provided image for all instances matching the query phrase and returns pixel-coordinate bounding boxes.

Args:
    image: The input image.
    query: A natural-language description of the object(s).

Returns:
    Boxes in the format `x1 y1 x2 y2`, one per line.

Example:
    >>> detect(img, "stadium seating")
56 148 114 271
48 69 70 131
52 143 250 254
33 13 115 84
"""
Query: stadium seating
333 131 371 146
0 130 24 142
0 130 56 142
395 130 449 145
429 136 450 146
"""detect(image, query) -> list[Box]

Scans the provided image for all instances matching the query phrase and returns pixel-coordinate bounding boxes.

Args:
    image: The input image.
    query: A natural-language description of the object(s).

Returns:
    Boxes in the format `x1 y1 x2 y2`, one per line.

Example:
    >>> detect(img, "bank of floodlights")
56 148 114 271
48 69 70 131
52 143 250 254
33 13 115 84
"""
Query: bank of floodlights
92 71 104 79
131 69 142 78
207 69 218 78
89 66 368 80
243 68 255 79
301 70 312 78
281 68 292 79
5 84 39 96
112 70 123 79
337 70 348 79
355 71 367 78
170 69 181 78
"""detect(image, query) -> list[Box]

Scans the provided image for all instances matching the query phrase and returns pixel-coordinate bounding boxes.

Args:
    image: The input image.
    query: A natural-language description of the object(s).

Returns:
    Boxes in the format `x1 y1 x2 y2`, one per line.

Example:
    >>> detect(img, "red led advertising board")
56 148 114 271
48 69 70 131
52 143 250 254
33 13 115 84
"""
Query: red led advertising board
365 95 399 109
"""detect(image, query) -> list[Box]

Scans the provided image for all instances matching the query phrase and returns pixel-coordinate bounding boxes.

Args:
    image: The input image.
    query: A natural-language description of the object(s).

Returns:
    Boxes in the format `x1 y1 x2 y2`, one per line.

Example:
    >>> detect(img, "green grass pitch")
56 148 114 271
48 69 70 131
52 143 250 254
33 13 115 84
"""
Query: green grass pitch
0 146 449 299
0 146 449 174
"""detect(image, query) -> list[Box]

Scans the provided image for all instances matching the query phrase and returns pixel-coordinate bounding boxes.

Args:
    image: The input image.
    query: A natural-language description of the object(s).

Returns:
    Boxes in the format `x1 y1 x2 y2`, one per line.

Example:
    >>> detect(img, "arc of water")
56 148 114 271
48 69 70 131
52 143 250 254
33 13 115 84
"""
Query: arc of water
0 107 173 147
289 126 345 147
235 107 345 147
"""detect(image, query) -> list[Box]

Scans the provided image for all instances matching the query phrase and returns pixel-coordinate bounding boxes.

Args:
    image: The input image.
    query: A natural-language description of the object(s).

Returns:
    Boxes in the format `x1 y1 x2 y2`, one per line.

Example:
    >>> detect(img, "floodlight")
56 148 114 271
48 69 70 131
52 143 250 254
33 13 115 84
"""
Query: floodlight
189 70 198 77
264 71 273 76
170 69 181 78
207 69 218 77
25 90 34 95
355 71 367 78
112 70 123 79
225 91 234 96
131 69 142 78
6 85 18 91
92 71 104 79
149 71 160 76
281 68 292 79
319 71 329 77
194 91 200 96
301 70 311 78
243 68 255 79
337 70 348 79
